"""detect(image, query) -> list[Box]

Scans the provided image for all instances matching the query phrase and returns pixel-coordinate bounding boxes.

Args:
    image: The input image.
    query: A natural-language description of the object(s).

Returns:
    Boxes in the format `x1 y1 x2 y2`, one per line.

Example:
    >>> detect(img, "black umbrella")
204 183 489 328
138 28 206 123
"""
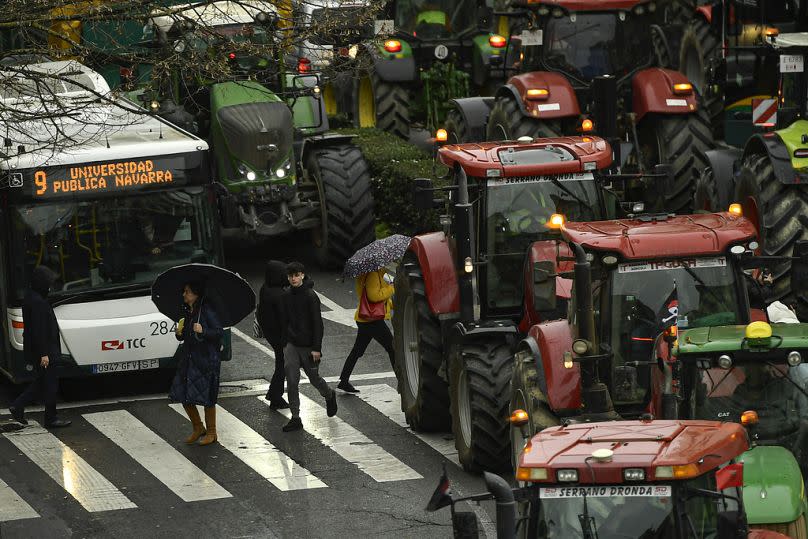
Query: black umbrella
151 263 255 327
343 234 412 279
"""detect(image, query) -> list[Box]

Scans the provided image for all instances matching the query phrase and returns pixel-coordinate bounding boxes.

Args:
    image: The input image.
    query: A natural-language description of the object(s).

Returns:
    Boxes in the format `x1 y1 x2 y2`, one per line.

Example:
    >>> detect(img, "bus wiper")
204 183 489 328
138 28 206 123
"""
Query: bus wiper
51 283 148 307
577 490 599 539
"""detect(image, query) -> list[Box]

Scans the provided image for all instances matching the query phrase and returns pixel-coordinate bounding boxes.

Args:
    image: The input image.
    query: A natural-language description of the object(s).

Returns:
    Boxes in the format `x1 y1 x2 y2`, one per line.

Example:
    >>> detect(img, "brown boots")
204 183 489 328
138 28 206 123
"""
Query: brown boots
183 404 206 444
198 406 217 446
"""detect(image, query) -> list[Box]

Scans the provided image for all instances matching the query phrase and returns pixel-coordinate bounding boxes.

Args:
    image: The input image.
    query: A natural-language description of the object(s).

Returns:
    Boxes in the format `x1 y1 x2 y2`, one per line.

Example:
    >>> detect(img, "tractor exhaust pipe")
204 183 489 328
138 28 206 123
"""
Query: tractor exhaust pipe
455 167 475 323
483 472 516 539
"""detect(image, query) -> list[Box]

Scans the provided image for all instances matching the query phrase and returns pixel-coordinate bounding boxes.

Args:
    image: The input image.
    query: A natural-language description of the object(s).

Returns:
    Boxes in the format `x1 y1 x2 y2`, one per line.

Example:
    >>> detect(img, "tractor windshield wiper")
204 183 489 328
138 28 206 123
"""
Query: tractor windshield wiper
546 175 590 209
577 491 599 539
679 264 731 316
766 360 808 402
51 282 148 307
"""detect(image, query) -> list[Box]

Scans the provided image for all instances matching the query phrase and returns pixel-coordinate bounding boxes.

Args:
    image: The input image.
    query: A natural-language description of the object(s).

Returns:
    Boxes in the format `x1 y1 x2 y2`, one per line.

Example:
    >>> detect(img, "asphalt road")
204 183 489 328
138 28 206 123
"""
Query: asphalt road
0 238 497 539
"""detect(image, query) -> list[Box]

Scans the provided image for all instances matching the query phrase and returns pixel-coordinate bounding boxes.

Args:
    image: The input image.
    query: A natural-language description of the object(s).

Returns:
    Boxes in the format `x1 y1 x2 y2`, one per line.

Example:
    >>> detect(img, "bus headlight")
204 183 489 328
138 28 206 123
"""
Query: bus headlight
788 351 802 366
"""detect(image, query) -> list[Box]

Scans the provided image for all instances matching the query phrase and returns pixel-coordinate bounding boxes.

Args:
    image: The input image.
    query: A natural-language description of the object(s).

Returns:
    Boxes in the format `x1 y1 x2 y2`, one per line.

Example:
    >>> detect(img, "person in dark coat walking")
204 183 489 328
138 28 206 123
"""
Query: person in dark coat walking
169 281 224 445
282 261 337 432
257 260 289 409
9 266 71 428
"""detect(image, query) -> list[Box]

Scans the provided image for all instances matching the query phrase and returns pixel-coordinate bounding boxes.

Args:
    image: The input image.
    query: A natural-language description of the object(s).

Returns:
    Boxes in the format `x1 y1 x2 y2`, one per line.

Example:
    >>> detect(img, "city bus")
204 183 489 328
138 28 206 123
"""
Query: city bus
0 60 226 383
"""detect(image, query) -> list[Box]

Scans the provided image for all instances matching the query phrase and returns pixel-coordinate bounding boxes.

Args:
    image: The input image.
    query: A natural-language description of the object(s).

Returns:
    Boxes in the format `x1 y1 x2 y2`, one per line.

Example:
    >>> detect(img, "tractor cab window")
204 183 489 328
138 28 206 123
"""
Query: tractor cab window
395 0 476 39
483 175 599 312
542 11 654 82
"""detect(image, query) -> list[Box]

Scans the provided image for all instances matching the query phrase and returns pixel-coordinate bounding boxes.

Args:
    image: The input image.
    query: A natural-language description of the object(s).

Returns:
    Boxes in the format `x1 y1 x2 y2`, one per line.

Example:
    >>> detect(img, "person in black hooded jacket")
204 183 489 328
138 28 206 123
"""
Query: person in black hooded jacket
257 260 289 409
9 266 71 428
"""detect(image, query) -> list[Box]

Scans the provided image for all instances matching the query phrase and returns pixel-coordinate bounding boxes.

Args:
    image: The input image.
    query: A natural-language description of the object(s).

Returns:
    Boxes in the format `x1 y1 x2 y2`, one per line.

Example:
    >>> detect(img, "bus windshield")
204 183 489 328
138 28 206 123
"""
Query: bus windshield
395 0 477 39
8 187 217 302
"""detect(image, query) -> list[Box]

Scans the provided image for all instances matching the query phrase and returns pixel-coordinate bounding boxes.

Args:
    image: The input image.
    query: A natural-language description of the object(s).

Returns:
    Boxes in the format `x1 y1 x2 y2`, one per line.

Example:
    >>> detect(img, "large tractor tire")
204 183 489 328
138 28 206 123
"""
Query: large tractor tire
736 153 808 316
485 95 561 142
755 514 808 539
393 257 451 431
305 143 376 269
354 73 410 140
449 337 513 472
679 17 723 138
693 167 720 212
636 107 713 214
443 109 470 144
509 348 559 471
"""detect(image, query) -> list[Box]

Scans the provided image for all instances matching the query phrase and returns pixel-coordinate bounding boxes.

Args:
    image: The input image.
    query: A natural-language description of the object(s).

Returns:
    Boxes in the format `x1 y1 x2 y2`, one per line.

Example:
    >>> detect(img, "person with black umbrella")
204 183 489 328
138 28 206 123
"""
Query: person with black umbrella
9 266 71 428
169 281 224 446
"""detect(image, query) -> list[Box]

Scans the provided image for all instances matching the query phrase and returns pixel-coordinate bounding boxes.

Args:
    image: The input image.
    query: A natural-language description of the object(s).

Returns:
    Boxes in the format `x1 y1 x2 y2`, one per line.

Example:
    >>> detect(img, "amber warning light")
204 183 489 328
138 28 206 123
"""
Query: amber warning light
489 34 507 48
384 40 402 53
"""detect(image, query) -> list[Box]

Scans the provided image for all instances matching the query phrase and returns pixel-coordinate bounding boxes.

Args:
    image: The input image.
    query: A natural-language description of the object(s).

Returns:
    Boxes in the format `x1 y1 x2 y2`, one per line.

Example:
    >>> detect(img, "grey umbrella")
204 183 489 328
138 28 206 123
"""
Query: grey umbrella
343 234 412 278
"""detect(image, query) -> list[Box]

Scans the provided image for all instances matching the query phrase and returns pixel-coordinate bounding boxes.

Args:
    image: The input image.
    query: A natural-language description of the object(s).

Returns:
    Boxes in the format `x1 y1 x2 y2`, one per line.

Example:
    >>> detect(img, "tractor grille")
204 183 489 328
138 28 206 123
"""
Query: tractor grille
217 102 293 170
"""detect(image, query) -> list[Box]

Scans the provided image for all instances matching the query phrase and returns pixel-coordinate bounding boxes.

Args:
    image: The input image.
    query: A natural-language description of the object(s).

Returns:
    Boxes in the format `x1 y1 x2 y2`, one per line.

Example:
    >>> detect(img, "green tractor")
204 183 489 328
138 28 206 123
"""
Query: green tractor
349 0 514 139
695 32 808 318
141 0 375 266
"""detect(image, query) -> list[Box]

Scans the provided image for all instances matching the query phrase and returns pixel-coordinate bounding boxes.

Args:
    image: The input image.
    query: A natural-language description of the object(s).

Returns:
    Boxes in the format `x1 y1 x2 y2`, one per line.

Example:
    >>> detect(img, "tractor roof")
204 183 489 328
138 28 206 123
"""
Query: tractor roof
526 0 649 11
561 213 757 259
518 420 748 484
438 136 612 178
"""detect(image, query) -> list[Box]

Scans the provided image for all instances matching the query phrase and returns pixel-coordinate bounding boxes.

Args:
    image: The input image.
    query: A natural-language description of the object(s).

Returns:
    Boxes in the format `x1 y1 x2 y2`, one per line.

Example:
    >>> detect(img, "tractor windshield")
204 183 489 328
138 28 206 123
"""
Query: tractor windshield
609 257 742 371
694 362 808 459
394 0 477 39
542 11 654 82
483 175 600 311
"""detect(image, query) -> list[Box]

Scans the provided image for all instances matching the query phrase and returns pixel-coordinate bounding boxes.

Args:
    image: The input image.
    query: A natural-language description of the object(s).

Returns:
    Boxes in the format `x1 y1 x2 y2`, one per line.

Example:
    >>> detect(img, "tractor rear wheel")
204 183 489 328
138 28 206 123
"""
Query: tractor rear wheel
449 337 513 472
509 347 559 471
485 95 561 142
393 257 451 431
444 109 470 143
636 108 713 214
305 143 376 269
693 167 720 212
736 153 808 317
354 73 410 139
679 17 723 138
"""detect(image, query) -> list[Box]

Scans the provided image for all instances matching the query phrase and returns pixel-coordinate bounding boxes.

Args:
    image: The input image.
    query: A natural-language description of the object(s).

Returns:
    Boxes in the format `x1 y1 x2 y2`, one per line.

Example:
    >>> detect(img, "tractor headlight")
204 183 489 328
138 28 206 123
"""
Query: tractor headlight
557 469 578 482
718 354 733 369
788 351 802 367
623 468 645 481
276 167 286 178
238 164 258 181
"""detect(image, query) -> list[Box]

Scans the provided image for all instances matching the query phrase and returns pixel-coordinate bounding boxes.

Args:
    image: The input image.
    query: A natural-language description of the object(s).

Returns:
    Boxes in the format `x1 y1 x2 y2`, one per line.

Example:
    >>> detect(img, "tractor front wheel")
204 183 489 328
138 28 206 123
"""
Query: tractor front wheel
485 95 561 142
693 166 720 212
449 337 513 472
443 109 470 143
393 257 451 431
354 73 410 140
678 16 723 138
736 153 808 317
305 144 375 269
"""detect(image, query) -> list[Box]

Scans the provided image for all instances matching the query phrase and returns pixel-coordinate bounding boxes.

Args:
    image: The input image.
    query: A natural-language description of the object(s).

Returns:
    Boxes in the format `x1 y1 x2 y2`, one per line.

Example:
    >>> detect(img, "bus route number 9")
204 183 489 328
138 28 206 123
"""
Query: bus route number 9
34 171 47 196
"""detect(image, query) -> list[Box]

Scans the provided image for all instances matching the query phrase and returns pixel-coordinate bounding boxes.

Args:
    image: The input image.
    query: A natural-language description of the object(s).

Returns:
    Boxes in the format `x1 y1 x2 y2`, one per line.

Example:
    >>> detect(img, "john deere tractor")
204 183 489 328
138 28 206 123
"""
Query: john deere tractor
141 0 375 267
349 0 515 139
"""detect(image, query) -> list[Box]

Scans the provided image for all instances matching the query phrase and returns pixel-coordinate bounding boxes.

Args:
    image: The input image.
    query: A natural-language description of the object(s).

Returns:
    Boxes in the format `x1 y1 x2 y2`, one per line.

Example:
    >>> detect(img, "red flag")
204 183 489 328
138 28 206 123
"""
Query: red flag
716 462 744 490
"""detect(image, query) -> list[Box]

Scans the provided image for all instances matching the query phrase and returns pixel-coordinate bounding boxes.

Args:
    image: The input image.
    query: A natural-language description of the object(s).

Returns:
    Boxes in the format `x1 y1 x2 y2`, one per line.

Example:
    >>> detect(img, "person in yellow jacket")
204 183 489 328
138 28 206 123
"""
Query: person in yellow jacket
338 268 395 393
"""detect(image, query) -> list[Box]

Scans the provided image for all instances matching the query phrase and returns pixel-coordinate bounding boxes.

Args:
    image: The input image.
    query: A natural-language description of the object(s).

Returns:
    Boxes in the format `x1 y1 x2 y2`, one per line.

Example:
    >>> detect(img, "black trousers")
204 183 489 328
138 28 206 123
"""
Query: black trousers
340 320 395 381
266 340 286 401
12 365 59 424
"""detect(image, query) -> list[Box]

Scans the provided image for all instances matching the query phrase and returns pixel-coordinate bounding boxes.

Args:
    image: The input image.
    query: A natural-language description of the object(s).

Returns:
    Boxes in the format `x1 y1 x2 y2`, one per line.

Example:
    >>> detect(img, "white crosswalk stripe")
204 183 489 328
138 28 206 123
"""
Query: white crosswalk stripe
0 477 39 522
3 423 137 512
169 403 327 491
83 410 231 502
263 394 423 482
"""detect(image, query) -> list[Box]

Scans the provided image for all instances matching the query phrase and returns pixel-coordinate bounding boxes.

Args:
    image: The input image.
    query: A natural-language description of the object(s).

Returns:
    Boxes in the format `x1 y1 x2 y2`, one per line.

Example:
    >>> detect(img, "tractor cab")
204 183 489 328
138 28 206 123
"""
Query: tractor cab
394 0 478 40
429 419 790 539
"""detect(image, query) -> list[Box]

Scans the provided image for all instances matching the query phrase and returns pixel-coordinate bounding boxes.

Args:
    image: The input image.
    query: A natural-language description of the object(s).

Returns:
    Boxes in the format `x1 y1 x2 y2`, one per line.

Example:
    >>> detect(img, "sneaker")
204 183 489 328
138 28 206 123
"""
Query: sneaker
44 418 71 429
9 406 27 425
282 417 303 432
337 380 360 394
326 391 338 417
269 398 290 410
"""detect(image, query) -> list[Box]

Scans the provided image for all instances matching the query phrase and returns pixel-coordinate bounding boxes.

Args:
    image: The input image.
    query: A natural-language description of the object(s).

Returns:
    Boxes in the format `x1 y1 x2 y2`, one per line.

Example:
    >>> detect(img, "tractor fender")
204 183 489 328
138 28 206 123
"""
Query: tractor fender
299 133 356 165
703 147 743 210
743 133 803 185
740 446 805 525
632 68 699 122
495 73 580 120
523 320 581 413
447 321 519 348
448 97 495 142
408 232 459 316
363 43 417 83
519 239 574 333
696 5 712 24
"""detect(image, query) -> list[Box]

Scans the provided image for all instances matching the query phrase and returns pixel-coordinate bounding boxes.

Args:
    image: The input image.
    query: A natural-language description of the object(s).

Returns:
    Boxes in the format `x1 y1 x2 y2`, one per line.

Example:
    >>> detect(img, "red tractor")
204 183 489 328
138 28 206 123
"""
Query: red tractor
444 0 714 213
393 134 671 472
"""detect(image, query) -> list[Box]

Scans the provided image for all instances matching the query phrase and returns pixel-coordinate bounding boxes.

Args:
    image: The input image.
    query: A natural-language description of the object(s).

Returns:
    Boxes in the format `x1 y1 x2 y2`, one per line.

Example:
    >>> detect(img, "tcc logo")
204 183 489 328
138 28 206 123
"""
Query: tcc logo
101 338 146 351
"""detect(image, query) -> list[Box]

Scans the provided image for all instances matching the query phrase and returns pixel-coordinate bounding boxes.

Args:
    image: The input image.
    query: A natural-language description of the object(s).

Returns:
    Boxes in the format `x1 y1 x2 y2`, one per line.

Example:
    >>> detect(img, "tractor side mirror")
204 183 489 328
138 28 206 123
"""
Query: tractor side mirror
413 177 437 210
533 260 557 311
790 240 808 295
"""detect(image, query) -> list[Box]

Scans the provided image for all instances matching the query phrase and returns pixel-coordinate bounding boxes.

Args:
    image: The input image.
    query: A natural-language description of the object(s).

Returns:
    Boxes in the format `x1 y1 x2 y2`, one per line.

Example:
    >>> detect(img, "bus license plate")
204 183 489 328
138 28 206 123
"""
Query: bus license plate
93 359 159 374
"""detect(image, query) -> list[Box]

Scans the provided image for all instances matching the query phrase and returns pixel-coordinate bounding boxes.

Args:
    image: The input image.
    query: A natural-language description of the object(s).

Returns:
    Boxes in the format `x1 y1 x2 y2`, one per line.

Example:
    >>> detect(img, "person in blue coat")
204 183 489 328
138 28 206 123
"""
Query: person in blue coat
169 280 224 446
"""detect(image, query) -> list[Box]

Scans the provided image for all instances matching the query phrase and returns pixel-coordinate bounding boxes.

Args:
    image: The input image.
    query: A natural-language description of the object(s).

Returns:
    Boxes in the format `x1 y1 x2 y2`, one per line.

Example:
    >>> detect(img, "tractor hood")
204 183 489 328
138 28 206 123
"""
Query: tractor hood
740 445 804 525
675 324 808 356
211 81 293 171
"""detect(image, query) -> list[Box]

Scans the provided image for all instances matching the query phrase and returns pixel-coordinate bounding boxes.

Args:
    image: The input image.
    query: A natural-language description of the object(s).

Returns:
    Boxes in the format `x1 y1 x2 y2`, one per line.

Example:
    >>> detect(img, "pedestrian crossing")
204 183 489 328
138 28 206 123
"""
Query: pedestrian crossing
0 381 461 523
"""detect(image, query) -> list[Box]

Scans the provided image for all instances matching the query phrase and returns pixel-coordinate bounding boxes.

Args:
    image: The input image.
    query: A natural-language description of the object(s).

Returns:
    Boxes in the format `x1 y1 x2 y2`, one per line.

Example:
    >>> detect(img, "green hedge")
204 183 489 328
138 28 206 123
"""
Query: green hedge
338 128 448 238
